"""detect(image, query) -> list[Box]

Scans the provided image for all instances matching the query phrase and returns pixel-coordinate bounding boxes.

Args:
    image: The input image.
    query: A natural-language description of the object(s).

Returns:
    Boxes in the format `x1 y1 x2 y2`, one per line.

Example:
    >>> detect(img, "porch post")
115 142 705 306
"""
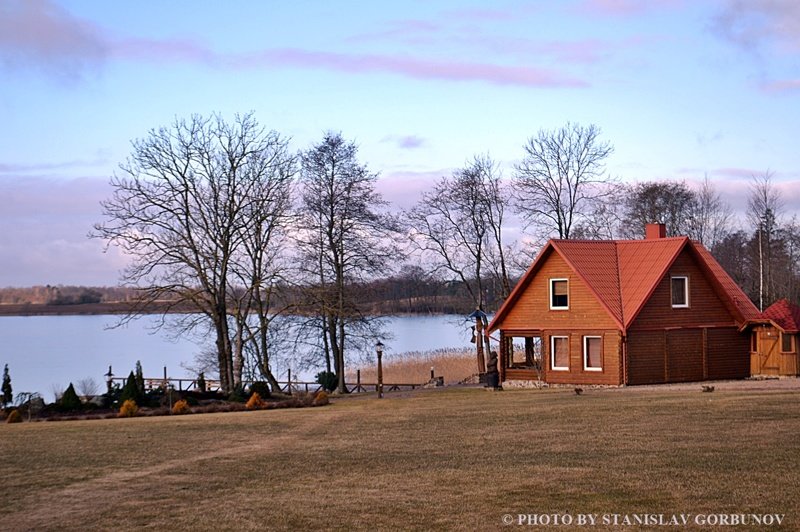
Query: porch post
499 331 507 383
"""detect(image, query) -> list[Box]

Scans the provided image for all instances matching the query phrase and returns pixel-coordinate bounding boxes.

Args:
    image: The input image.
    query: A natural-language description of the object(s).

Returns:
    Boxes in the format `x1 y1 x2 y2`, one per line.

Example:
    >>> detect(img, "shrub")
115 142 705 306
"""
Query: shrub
172 399 191 415
249 381 271 399
6 409 22 423
316 371 338 392
246 392 266 410
58 383 82 412
312 390 329 407
118 399 139 418
120 371 144 405
196 372 206 392
227 386 246 403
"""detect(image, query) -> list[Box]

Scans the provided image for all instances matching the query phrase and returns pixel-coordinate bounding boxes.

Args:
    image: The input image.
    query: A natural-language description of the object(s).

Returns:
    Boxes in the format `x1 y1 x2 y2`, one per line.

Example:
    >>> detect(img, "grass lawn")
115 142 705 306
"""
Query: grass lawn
1 384 798 531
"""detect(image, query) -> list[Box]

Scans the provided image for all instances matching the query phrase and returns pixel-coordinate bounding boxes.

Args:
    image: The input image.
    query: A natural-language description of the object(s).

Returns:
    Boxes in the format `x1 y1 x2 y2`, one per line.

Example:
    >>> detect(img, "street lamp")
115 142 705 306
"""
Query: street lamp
375 340 384 399
468 308 489 376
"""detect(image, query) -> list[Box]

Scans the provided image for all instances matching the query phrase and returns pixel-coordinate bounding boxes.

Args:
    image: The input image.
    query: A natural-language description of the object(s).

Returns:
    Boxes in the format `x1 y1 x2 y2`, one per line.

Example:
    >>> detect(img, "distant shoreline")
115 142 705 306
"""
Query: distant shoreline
0 301 190 317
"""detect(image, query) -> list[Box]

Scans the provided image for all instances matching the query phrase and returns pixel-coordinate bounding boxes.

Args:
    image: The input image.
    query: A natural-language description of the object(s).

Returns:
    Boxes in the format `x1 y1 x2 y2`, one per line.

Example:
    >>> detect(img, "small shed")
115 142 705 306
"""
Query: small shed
750 299 800 376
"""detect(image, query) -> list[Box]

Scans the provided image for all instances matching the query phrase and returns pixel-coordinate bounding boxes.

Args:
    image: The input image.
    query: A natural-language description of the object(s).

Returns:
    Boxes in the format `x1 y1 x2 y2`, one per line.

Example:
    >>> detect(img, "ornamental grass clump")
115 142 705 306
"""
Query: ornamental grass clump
6 409 22 423
312 390 329 407
172 399 190 415
246 392 266 410
118 399 139 418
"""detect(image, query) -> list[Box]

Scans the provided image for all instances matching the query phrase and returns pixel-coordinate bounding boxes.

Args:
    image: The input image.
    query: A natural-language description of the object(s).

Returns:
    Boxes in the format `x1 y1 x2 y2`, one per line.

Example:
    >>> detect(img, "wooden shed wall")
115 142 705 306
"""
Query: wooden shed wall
498 251 618 331
707 327 750 380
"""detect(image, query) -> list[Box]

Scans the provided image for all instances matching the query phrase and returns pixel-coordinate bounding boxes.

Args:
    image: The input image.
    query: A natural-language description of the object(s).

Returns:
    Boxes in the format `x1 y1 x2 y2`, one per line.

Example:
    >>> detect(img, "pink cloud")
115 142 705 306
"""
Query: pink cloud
381 135 427 150
112 37 219 65
376 170 450 210
712 0 800 54
346 19 440 45
245 48 588 88
578 0 683 16
0 0 106 80
760 79 800 93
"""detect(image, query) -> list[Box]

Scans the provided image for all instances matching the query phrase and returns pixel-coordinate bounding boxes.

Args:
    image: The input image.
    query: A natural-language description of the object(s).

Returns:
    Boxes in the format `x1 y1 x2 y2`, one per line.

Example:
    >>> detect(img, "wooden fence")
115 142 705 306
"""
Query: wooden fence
108 373 425 395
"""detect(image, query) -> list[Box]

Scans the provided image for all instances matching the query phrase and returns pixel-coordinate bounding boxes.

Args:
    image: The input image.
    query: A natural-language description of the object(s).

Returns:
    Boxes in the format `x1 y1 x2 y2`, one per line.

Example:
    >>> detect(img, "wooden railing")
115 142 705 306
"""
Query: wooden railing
108 376 425 395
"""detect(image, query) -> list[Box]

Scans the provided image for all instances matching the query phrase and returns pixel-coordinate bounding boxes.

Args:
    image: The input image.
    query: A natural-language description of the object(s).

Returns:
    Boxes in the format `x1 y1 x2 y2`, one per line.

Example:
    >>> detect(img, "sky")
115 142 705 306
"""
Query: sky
0 0 798 287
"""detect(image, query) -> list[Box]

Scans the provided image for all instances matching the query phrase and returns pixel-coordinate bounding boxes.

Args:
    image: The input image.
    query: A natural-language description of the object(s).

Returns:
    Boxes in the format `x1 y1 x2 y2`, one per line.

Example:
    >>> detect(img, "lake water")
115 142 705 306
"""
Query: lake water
0 314 474 399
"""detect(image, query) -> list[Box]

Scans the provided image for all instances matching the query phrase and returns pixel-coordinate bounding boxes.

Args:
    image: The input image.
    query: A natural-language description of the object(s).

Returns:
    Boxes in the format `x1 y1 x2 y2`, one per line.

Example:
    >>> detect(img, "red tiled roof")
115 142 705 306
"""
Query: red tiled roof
552 240 622 325
488 236 759 333
762 299 800 333
691 242 762 322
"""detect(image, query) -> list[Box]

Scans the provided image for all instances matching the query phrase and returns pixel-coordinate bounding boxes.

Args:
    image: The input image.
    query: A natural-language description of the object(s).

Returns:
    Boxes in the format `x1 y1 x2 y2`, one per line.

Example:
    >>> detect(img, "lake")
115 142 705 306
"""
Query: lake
0 314 475 399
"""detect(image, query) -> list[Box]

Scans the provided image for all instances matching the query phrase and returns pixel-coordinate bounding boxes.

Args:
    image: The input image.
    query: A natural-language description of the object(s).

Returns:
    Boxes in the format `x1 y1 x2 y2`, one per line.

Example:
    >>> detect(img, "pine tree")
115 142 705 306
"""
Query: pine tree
59 383 82 412
120 371 143 405
1 364 11 408
134 361 145 396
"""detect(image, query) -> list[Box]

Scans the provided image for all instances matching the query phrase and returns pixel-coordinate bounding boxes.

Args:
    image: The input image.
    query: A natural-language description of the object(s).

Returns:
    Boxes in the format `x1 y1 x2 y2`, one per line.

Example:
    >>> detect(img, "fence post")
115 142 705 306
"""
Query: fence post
288 369 292 395
357 369 361 392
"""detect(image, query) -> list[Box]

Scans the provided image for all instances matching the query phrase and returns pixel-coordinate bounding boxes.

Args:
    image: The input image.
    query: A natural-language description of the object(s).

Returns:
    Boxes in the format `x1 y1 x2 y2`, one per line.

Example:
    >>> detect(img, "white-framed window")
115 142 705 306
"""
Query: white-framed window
583 336 603 371
550 279 569 310
671 276 689 308
550 336 569 371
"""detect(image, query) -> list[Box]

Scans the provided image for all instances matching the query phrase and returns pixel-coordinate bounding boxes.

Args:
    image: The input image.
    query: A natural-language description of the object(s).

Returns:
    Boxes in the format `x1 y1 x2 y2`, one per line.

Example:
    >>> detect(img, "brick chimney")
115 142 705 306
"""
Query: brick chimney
645 223 666 240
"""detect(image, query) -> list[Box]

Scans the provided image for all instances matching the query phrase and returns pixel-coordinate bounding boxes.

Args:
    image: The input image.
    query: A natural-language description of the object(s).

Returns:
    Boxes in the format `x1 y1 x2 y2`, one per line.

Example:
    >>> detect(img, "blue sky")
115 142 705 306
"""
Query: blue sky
0 0 798 286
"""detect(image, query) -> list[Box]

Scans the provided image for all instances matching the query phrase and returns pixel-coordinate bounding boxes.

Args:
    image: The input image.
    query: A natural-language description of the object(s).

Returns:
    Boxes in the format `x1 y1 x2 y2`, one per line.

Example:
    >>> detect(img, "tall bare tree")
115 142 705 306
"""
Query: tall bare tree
514 122 614 240
407 155 513 309
407 155 513 374
296 132 397 393
687 176 732 248
93 113 296 393
748 172 783 310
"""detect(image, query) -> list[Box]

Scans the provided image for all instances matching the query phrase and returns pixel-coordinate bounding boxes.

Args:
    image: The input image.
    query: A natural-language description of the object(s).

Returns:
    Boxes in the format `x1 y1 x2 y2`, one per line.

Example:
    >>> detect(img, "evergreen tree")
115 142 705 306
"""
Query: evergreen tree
59 383 82 412
120 371 143 405
134 361 145 396
1 364 11 408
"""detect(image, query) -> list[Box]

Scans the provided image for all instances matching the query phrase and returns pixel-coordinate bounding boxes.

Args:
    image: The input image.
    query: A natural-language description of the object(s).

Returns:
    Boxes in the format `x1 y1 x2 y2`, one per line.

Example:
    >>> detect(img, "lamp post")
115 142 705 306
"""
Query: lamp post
468 308 489 376
375 340 384 399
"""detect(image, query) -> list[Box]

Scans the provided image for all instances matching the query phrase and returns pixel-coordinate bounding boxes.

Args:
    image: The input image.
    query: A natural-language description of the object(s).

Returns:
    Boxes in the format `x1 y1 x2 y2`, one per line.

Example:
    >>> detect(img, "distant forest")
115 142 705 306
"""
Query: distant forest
0 268 513 316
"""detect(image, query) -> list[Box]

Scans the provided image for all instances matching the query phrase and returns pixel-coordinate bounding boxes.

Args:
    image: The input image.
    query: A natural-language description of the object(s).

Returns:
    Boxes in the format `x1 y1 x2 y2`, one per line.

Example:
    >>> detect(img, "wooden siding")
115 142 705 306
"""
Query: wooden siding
628 327 748 384
625 247 748 385
543 330 622 385
750 325 799 376
666 329 703 382
504 368 539 380
629 248 737 330
499 252 619 331
707 327 749 380
627 331 666 385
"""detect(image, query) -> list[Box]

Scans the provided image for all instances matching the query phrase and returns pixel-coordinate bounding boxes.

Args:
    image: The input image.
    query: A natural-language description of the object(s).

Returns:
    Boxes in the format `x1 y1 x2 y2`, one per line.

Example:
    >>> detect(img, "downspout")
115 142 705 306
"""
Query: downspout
621 331 628 386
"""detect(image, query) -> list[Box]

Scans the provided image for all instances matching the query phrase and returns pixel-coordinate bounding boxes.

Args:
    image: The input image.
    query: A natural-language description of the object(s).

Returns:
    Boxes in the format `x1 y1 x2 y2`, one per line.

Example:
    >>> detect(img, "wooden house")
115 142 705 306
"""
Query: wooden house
749 299 800 376
487 224 761 386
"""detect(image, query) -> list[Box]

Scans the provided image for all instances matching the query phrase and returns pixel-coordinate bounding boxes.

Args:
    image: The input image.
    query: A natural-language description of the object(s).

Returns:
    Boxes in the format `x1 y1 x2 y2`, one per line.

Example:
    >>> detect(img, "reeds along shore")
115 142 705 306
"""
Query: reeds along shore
348 348 477 384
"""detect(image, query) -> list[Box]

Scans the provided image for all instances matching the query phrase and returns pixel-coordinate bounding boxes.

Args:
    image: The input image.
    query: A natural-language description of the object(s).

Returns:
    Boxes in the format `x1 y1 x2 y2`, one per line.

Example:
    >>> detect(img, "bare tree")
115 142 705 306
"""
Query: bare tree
93 113 296 393
407 155 513 374
687 176 732 248
748 171 784 310
514 122 614 240
296 132 398 393
408 155 512 310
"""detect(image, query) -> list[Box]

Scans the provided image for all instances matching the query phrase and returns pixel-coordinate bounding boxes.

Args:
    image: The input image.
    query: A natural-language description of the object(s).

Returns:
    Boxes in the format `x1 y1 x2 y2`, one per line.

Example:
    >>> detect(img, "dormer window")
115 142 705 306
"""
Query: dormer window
671 276 688 308
550 279 569 310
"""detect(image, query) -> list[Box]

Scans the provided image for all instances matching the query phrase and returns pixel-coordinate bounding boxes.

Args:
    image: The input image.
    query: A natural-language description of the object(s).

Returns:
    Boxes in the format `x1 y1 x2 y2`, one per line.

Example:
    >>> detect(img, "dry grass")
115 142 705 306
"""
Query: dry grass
349 347 477 384
1 383 799 530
